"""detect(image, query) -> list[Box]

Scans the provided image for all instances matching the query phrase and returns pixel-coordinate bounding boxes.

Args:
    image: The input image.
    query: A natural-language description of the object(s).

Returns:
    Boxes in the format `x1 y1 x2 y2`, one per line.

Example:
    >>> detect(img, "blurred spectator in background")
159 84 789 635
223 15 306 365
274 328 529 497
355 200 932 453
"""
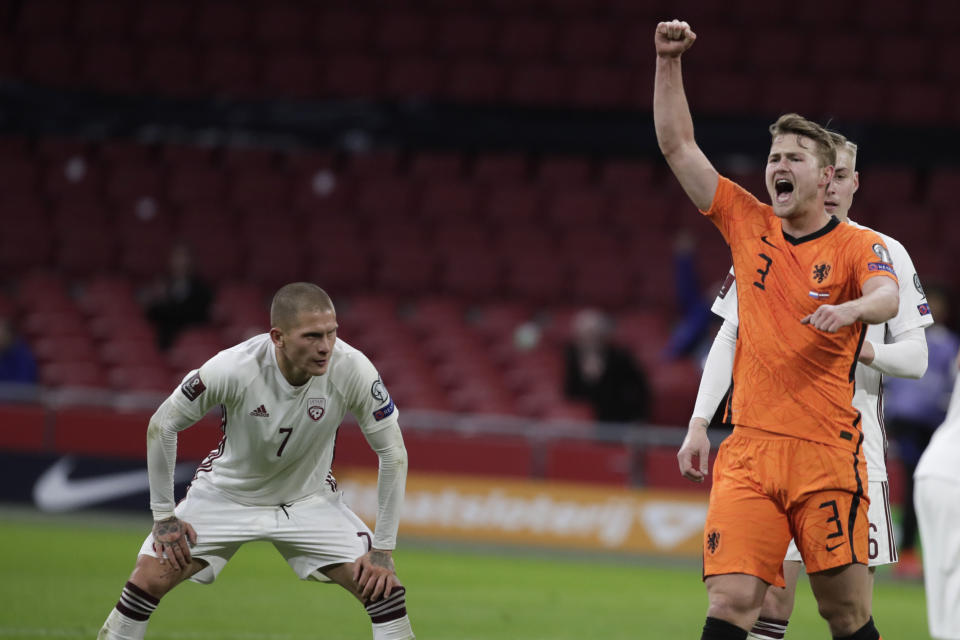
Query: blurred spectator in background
0 314 38 384
664 231 722 366
884 284 960 578
143 242 213 350
564 309 651 424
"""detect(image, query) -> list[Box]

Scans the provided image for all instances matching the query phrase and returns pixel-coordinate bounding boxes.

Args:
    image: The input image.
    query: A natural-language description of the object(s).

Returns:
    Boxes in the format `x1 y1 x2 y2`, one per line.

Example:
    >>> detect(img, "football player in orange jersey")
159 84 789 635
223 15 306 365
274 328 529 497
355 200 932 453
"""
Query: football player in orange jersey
654 20 898 640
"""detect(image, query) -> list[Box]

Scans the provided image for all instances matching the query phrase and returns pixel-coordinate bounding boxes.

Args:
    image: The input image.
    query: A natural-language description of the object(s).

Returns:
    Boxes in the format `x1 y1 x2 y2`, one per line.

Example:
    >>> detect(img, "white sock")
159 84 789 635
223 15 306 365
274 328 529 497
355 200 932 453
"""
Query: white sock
372 615 415 640
98 607 149 640
748 616 789 640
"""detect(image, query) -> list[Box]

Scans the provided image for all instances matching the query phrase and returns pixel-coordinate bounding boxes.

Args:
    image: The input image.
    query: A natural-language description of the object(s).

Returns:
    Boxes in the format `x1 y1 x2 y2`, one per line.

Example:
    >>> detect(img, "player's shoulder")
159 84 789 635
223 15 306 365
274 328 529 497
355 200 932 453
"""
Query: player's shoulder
327 339 377 384
847 220 909 257
204 333 271 385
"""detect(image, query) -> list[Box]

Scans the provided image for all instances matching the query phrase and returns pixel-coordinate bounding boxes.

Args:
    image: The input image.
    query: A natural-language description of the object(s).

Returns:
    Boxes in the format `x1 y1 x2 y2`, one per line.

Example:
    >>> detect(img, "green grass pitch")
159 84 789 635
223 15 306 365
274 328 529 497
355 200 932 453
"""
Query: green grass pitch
0 506 932 639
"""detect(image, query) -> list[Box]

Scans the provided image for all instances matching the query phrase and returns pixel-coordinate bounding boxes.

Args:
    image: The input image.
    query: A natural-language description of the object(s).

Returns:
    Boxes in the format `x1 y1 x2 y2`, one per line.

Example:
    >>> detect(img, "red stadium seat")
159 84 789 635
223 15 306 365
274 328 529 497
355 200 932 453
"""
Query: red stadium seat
536 157 593 188
32 335 99 364
166 164 228 207
419 181 478 222
193 1 252 44
0 216 53 273
925 168 960 210
599 159 656 193
874 36 933 78
80 42 139 93
883 83 946 125
810 34 869 75
135 2 194 41
374 247 438 294
555 20 618 64
543 188 607 226
569 66 629 109
354 177 417 220
759 77 825 121
496 18 555 61
484 184 543 224
685 71 757 116
104 165 163 205
0 156 41 196
437 248 502 298
108 364 174 392
503 254 568 303
252 3 308 47
471 153 528 184
322 54 381 99
315 8 370 52
77 276 140 317
383 56 443 99
746 30 808 73
435 14 495 56
261 50 321 100
229 169 293 213
141 45 201 96
374 12 432 55
210 282 268 326
683 26 740 74
643 446 716 491
17 0 72 35
507 63 565 106
99 337 167 368
200 47 261 98
243 235 305 289
88 313 157 343
824 79 883 122
444 58 504 103
41 361 108 388
55 228 118 277
409 152 464 182
75 0 136 39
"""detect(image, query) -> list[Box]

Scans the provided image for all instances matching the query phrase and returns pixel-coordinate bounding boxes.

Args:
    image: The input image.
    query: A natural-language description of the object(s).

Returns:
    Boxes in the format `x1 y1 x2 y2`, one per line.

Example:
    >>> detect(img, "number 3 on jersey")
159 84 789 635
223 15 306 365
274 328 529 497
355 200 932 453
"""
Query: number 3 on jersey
277 427 294 457
754 253 773 290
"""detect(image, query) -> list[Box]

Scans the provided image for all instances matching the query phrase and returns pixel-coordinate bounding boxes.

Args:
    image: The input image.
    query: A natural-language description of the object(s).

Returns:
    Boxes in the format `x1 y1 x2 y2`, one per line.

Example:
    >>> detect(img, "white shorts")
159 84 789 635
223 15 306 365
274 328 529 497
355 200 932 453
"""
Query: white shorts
139 483 373 584
784 479 897 567
916 476 960 640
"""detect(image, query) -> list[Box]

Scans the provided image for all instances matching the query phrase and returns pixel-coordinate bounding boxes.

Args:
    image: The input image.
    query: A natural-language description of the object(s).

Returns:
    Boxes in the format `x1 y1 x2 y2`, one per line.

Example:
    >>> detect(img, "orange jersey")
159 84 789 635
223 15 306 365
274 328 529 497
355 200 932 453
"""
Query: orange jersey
703 177 898 453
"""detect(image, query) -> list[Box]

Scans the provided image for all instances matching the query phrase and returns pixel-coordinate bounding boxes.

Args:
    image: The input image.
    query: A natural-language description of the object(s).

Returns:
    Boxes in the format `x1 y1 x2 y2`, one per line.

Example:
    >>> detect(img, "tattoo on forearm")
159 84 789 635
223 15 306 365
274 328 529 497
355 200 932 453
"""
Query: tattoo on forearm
369 551 394 571
154 518 182 543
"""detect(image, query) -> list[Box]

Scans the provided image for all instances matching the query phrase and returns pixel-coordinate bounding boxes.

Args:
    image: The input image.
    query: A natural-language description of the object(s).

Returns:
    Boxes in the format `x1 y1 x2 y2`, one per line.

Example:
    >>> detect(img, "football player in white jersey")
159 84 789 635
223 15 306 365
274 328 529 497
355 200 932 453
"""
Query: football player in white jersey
677 132 934 640
99 283 415 640
915 347 960 640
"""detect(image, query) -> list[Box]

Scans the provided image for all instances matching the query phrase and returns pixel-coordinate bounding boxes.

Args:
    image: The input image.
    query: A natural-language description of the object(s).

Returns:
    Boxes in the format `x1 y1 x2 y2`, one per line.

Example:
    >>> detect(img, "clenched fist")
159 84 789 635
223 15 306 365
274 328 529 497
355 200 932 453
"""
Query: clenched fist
655 20 696 58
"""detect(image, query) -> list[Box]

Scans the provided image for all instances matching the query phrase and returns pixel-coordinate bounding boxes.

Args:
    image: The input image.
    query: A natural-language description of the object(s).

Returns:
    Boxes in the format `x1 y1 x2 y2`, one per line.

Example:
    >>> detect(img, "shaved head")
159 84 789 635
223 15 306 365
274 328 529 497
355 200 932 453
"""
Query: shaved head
270 283 335 330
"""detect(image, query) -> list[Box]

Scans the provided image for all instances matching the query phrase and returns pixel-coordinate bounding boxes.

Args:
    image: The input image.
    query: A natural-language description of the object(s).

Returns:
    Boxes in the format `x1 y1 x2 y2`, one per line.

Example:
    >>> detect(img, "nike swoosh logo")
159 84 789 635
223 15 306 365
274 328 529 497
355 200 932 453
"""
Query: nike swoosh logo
825 542 846 552
33 457 196 512
760 236 779 249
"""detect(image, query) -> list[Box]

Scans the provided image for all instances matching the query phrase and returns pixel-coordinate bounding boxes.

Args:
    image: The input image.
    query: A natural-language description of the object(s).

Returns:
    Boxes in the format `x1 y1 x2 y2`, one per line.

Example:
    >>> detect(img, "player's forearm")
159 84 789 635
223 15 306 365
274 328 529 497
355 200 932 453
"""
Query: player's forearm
864 327 928 379
849 285 899 325
654 56 696 161
147 404 181 521
691 319 737 422
367 424 408 550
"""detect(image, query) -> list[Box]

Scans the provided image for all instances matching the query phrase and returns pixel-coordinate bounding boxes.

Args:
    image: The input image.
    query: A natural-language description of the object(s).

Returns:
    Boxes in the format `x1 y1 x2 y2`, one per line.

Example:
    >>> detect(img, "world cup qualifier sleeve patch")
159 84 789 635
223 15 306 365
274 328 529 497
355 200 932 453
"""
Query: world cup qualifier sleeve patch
180 372 207 401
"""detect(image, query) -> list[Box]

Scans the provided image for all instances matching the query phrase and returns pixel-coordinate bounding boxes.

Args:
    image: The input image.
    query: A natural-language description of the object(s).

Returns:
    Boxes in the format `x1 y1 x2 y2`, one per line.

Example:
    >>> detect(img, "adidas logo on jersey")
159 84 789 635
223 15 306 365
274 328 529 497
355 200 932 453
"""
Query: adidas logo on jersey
249 405 270 417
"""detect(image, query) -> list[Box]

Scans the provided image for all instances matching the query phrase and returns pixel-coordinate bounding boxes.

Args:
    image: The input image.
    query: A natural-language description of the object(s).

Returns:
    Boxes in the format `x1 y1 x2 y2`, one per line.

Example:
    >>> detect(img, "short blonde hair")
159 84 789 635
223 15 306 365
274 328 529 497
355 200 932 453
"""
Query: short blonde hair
270 283 334 330
769 113 836 169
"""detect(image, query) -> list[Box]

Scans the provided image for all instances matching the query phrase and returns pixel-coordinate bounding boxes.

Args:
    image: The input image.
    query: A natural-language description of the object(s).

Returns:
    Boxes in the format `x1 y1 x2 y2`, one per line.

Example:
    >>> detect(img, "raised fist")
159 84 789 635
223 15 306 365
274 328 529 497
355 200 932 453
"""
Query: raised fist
655 20 696 58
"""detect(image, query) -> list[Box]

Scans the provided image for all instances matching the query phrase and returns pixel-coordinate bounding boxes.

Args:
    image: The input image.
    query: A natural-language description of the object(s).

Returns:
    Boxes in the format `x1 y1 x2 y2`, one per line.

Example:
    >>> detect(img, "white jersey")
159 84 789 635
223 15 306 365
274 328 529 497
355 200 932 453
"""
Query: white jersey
166 334 399 506
710 221 933 479
915 359 960 482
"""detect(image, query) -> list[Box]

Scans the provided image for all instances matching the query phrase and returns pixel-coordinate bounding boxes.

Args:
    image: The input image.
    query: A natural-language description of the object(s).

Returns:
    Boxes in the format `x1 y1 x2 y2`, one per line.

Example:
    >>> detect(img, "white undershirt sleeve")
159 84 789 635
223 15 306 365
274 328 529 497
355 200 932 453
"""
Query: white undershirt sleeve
362 422 408 550
147 398 197 521
691 319 737 422
868 326 928 379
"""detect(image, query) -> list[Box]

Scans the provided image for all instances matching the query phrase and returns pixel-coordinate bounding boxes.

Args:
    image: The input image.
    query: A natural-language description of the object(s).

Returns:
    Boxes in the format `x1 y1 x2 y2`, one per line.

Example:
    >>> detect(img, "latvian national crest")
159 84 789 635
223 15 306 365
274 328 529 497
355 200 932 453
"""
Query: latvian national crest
307 398 326 421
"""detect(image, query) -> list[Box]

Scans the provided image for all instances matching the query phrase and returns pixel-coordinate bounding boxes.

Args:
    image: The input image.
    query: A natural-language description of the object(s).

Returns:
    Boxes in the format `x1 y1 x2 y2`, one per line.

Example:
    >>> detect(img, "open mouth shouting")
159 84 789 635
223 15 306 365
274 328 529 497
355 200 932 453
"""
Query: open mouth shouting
774 177 794 204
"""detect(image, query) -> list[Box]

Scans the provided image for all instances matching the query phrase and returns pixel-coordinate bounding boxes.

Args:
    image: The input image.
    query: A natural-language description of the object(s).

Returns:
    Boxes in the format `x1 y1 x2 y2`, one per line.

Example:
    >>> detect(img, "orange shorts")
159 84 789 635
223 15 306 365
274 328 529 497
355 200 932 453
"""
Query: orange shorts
703 427 870 586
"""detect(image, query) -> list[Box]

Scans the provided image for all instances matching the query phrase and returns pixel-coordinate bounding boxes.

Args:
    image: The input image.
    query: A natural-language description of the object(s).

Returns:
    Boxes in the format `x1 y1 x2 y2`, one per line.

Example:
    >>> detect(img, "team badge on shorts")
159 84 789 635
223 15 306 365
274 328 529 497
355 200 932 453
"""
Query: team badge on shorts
307 397 326 421
706 529 721 555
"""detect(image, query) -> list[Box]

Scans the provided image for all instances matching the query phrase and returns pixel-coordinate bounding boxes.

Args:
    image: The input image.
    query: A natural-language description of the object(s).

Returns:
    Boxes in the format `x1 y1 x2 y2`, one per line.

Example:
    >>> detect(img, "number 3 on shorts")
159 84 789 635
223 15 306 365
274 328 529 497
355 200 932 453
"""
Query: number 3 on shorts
819 500 845 549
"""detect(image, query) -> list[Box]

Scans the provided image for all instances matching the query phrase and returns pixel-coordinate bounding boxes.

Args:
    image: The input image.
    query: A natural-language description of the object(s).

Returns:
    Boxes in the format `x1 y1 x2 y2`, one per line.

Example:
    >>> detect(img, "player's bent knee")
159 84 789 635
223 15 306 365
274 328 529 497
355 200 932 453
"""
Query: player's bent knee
760 585 795 620
816 598 868 635
129 554 203 599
